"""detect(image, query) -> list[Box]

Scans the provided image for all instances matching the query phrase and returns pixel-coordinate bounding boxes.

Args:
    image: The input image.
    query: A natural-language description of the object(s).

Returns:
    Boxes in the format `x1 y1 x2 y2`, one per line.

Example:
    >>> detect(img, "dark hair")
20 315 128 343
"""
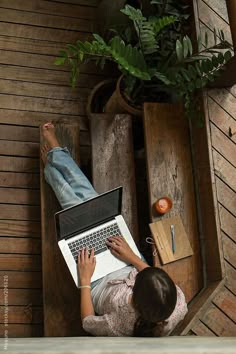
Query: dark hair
132 267 177 337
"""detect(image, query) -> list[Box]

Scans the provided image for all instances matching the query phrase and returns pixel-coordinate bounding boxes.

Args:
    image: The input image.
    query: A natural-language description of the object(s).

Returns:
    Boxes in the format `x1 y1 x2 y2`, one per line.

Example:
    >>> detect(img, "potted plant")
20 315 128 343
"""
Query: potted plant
55 0 233 119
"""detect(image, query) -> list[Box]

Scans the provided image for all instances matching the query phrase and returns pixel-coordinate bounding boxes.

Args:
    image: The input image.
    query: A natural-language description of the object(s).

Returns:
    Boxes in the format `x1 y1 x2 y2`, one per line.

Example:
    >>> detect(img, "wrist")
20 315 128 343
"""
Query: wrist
80 277 91 286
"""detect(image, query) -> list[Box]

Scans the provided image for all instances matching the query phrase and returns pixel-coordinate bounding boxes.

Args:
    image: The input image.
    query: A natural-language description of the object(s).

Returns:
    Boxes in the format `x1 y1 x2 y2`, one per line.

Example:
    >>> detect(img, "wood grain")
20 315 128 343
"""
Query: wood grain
213 287 236 323
215 177 236 216
219 205 236 241
0 324 43 337
201 303 236 336
213 149 236 192
0 271 42 288
0 254 41 271
0 305 43 324
0 237 41 254
0 288 42 306
90 114 139 243
143 103 202 302
222 232 236 268
225 261 236 295
0 0 96 19
0 188 40 205
0 172 39 189
211 123 236 167
40 123 86 336
208 97 236 142
192 320 216 336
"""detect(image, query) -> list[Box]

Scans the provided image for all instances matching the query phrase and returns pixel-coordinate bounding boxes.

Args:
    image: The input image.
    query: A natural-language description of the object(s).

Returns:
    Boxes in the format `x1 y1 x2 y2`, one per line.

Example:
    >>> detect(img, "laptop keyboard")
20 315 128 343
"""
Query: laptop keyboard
68 222 121 262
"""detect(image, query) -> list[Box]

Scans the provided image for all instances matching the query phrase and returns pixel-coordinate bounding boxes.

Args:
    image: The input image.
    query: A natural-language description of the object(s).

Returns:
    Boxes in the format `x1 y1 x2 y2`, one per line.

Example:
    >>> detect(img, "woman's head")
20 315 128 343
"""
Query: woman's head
132 267 177 337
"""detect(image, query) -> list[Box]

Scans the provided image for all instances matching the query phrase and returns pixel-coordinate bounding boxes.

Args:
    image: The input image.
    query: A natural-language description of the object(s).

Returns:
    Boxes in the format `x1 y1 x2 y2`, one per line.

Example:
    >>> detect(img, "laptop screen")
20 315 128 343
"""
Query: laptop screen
55 187 122 240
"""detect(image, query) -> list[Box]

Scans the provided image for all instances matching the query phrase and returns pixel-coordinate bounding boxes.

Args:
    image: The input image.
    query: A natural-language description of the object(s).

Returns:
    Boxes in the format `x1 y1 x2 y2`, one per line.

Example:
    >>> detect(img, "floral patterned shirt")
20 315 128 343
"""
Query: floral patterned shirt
83 268 188 336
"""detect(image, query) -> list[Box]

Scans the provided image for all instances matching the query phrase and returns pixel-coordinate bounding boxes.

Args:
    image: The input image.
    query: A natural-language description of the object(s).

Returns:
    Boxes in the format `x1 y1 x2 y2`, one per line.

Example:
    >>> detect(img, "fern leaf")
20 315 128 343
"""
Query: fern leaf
109 37 151 80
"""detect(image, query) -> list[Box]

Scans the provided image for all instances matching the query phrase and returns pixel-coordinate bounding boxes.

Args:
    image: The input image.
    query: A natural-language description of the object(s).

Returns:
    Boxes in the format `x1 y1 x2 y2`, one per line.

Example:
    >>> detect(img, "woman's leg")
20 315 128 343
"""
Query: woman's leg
47 147 98 201
44 161 82 209
42 122 98 202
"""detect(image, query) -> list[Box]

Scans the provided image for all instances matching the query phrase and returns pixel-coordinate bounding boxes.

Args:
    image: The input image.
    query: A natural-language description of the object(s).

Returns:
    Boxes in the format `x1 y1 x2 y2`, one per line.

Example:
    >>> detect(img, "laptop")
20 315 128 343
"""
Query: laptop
55 186 141 286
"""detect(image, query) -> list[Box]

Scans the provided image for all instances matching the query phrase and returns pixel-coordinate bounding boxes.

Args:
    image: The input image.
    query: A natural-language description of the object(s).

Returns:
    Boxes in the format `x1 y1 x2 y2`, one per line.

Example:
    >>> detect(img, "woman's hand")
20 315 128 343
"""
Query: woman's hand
106 236 137 264
77 248 96 284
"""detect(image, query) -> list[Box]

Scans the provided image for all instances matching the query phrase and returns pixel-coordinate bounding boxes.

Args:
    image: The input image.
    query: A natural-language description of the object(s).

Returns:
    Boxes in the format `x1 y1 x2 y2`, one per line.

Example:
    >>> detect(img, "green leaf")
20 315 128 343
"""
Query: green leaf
204 32 208 48
224 50 232 62
186 35 193 55
54 57 66 65
67 44 78 53
176 39 183 61
183 36 189 58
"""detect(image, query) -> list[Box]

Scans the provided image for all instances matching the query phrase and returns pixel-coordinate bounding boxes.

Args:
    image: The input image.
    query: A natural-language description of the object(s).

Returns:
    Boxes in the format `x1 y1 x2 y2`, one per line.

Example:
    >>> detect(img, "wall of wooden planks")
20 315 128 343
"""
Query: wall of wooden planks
0 0 108 337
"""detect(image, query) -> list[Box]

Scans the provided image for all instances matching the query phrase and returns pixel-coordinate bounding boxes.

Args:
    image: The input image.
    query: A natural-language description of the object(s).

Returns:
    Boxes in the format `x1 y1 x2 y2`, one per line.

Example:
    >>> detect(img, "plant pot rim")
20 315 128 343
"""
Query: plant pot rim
116 75 143 117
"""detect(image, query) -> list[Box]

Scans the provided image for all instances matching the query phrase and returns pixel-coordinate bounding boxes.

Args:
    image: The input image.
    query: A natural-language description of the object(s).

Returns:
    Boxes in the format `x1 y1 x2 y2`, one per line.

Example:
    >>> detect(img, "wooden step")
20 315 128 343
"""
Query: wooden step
40 122 86 337
90 113 139 244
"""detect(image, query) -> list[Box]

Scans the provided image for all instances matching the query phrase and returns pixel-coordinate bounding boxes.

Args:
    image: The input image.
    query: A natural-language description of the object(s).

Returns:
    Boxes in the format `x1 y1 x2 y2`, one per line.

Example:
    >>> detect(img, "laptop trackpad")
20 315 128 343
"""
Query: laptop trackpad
92 250 127 281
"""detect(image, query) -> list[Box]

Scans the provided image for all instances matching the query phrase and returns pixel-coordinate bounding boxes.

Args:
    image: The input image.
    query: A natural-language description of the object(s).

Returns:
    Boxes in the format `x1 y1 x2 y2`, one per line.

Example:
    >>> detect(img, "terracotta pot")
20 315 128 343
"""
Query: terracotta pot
86 79 116 118
104 75 143 117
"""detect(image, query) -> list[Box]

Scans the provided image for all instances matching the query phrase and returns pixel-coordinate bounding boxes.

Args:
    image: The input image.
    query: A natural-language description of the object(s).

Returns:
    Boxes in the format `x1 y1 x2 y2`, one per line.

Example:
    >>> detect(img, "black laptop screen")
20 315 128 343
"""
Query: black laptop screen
55 187 122 240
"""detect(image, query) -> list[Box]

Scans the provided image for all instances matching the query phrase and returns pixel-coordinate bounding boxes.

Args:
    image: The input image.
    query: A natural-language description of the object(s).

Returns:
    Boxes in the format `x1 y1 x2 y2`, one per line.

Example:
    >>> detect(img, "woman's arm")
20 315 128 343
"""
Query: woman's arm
106 236 149 272
77 248 96 320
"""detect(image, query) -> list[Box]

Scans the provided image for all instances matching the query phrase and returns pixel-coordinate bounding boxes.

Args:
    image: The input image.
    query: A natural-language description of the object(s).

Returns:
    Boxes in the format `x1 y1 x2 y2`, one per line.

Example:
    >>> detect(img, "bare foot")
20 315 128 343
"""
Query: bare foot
41 144 50 165
42 122 60 149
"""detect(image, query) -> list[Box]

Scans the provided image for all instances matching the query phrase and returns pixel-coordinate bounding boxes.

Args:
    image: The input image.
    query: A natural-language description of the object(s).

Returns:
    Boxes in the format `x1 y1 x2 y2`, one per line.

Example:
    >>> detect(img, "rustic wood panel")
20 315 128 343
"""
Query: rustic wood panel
203 0 229 22
215 177 236 216
0 324 43 337
0 80 90 102
0 9 92 33
0 237 41 254
0 65 105 89
0 0 96 19
0 156 38 173
0 254 41 271
211 123 236 167
219 205 236 241
0 141 39 158
198 0 232 43
208 89 236 120
213 287 236 323
91 114 139 243
0 306 43 324
0 188 39 205
0 125 39 142
225 262 236 295
0 0 101 338
0 172 39 189
213 149 236 192
208 97 236 142
192 321 216 336
0 94 85 116
222 232 236 268
0 23 90 44
143 103 202 302
0 271 42 288
201 303 236 336
0 288 42 306
0 109 88 131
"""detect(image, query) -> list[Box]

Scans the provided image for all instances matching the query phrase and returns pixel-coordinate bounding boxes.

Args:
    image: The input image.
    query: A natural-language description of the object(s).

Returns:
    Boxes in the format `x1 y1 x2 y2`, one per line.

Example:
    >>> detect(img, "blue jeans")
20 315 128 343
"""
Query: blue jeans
44 147 98 209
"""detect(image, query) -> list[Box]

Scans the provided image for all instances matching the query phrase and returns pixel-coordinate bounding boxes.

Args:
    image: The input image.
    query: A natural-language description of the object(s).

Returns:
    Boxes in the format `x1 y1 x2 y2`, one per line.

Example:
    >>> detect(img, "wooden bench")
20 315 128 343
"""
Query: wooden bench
143 103 203 303
40 122 87 337
90 114 139 244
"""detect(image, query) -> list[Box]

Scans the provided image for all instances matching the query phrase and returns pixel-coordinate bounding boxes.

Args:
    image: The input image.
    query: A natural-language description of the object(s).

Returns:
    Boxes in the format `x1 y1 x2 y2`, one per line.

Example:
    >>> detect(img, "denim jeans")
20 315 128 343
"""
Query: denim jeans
44 147 98 209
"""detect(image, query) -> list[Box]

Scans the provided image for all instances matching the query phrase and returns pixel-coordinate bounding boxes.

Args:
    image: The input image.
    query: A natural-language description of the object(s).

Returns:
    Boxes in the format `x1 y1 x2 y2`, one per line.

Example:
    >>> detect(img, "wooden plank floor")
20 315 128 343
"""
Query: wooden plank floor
0 0 235 338
0 0 103 337
189 0 236 336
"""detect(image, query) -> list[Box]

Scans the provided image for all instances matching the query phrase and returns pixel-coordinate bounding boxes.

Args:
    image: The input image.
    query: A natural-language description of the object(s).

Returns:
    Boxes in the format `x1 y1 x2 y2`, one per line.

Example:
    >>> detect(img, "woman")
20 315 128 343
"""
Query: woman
41 122 188 337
